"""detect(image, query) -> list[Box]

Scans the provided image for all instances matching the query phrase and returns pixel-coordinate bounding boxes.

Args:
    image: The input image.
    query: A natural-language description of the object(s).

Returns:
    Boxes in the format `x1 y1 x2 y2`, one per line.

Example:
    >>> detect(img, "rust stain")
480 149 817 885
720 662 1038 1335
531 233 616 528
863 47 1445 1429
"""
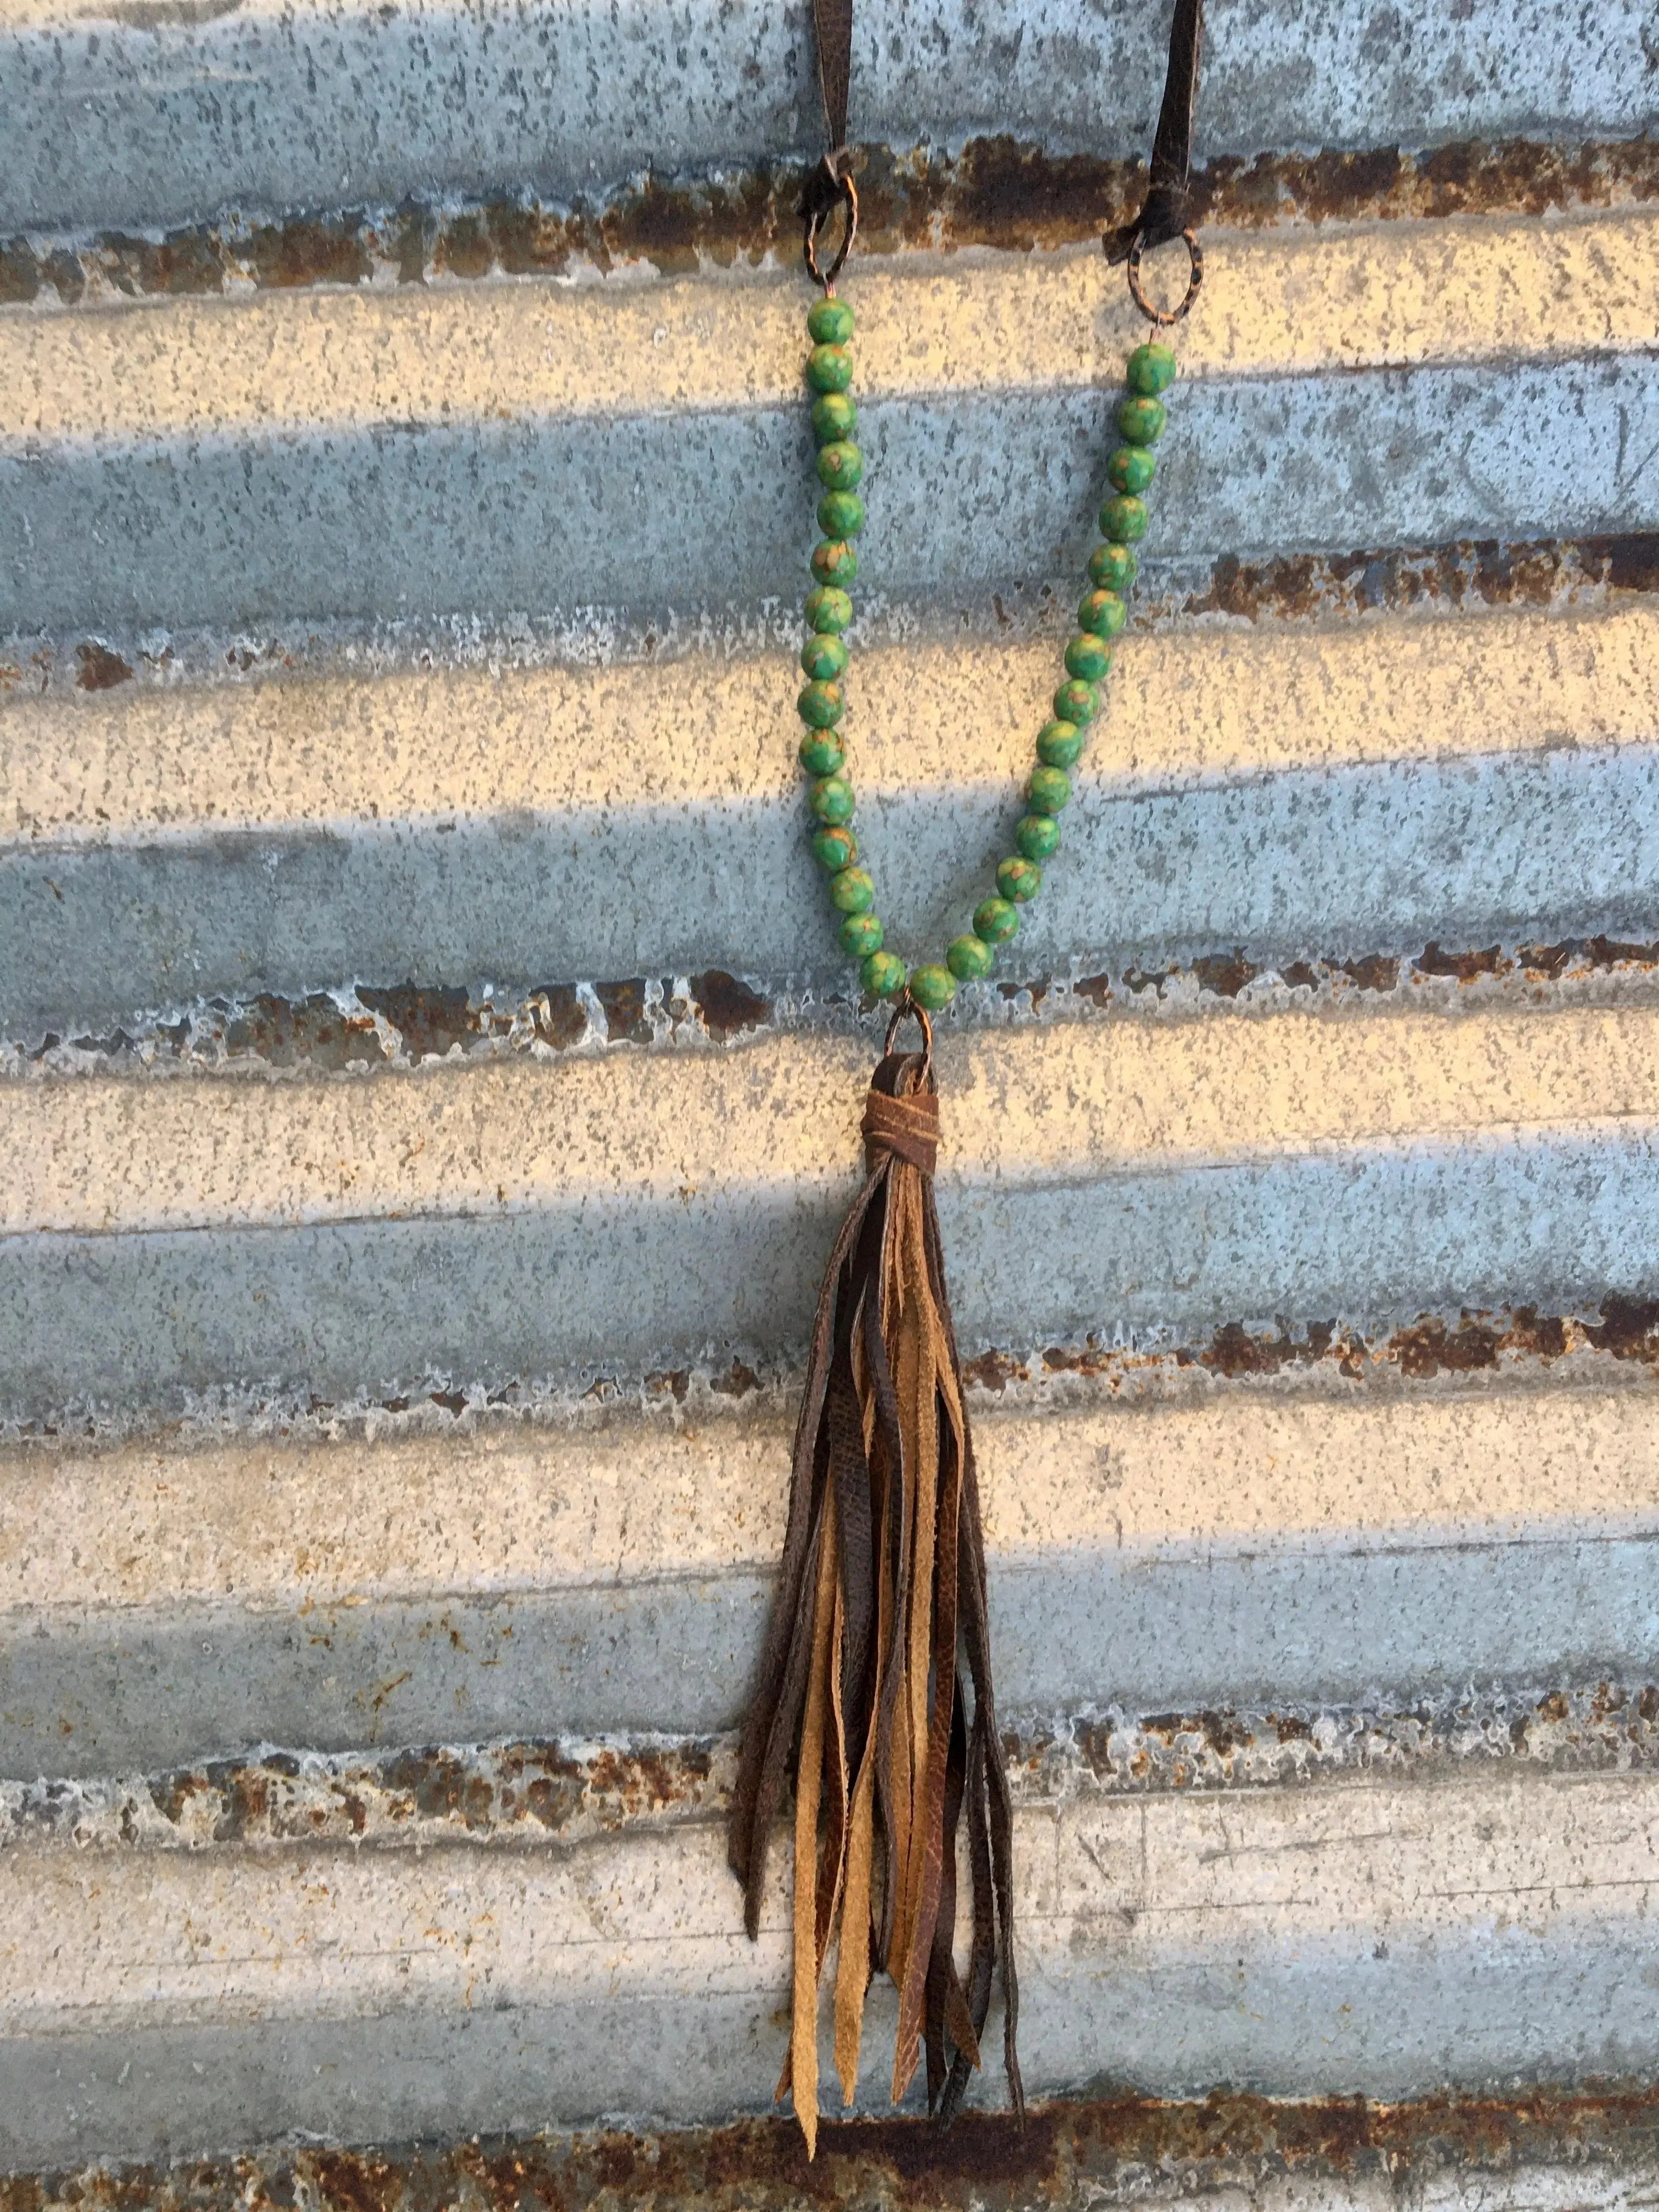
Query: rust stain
355 983 477 1061
5 137 1658 305
74 641 134 692
966 1295 1650 1395
8 2078 1659 2209
223 993 386 1071
1177 534 1659 622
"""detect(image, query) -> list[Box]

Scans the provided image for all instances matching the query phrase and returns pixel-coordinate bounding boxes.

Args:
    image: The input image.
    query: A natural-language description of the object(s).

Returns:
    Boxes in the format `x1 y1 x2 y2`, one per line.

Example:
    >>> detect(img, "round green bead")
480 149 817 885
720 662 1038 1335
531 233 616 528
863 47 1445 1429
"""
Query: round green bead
997 855 1043 902
1088 543 1138 592
1127 342 1177 396
1079 588 1126 639
862 950 907 998
808 298 855 345
811 824 857 870
841 912 885 958
805 586 853 634
909 963 956 1011
947 932 995 981
1016 812 1061 861
1064 632 1112 683
1054 678 1096 725
1118 395 1166 445
806 343 854 394
974 896 1020 944
816 440 864 493
797 679 844 729
1107 444 1156 496
798 730 844 777
801 631 848 681
811 391 858 442
817 490 866 539
1036 719 1085 769
811 540 858 589
809 775 855 825
1029 764 1071 813
1099 494 1149 543
829 865 875 915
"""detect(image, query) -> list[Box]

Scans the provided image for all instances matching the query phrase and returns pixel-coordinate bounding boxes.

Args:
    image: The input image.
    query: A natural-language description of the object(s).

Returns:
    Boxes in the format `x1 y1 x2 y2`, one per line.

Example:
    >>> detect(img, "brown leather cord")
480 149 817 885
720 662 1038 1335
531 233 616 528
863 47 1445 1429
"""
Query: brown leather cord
728 1036 1022 2152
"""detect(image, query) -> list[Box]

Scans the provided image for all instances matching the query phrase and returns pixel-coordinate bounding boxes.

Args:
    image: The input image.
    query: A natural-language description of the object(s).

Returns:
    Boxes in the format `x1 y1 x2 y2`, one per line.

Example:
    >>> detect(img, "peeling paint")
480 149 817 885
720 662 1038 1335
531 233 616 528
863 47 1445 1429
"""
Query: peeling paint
5 1681 1656 1858
4 138 1658 305
13 927 1659 1080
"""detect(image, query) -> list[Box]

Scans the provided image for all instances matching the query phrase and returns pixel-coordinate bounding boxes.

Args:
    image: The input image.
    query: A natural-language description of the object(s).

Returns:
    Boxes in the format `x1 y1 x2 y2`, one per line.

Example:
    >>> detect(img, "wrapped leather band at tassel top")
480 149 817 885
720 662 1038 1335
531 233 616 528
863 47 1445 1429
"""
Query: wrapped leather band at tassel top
726 1011 1023 2153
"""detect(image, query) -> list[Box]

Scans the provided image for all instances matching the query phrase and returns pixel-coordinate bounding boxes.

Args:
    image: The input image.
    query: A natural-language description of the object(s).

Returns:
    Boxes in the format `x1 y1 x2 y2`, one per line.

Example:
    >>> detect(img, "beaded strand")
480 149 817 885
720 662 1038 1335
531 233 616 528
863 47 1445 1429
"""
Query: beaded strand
795 292 1177 1009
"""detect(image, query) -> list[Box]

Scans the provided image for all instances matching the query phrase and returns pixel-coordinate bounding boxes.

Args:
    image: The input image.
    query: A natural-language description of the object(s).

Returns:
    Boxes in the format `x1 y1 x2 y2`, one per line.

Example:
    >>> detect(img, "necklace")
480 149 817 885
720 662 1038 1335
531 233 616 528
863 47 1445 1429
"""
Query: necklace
727 0 1205 2156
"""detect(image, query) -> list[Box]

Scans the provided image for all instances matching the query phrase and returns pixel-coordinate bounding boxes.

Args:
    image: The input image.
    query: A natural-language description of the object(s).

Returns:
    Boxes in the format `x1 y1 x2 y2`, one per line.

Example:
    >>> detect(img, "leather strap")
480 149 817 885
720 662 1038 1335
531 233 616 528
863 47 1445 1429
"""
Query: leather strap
811 0 853 157
1105 0 1205 264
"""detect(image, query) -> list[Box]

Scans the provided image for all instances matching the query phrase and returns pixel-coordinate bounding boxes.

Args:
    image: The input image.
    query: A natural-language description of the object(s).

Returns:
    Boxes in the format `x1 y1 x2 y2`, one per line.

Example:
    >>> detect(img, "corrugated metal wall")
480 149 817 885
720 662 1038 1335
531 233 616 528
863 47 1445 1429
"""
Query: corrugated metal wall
3 0 1659 2187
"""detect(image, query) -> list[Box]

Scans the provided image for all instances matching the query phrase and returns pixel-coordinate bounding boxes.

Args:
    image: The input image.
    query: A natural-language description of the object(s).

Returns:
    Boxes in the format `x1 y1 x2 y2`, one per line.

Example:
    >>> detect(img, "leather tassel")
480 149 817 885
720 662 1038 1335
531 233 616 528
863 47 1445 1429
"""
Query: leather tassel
729 1006 1023 2155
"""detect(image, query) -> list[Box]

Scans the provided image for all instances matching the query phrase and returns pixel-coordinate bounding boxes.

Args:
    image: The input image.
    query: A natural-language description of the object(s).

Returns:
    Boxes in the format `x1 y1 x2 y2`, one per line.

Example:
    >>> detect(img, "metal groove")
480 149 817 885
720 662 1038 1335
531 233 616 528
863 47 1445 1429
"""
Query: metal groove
4 137 1658 307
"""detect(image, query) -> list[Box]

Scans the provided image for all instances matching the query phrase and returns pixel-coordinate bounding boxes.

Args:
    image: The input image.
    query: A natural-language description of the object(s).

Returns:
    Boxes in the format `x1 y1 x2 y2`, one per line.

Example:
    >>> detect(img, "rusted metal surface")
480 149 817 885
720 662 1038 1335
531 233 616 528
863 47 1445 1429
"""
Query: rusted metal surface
13 923 1659 1079
4 138 1658 306
6 2078 1659 2209
4 1681 1655 1856
5 535 1654 711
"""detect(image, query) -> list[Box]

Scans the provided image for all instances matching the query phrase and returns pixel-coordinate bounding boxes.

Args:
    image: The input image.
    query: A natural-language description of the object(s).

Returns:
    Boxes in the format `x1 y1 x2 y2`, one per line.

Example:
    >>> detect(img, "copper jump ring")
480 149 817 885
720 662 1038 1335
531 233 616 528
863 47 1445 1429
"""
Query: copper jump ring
883 994 934 1086
1124 227 1203 325
804 166 859 292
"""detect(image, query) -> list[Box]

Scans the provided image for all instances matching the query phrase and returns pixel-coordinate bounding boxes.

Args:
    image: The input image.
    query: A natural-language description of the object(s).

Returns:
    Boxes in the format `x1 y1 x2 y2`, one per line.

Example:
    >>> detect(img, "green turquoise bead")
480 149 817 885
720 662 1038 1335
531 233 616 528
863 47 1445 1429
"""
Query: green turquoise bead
811 540 858 588
1053 678 1096 725
973 895 1020 943
1016 812 1061 861
1064 632 1112 683
817 490 866 539
1099 494 1149 543
1079 588 1126 639
811 391 857 442
909 963 956 1011
862 950 907 998
808 298 855 345
1036 719 1084 769
841 912 885 958
1029 764 1071 812
798 731 844 777
806 343 854 394
809 775 855 825
1127 342 1177 396
1118 395 1166 445
805 586 854 634
997 855 1043 902
1088 543 1138 592
947 932 995 981
801 631 848 681
816 440 864 492
797 679 844 729
1107 444 1156 495
829 865 875 915
812 825 857 870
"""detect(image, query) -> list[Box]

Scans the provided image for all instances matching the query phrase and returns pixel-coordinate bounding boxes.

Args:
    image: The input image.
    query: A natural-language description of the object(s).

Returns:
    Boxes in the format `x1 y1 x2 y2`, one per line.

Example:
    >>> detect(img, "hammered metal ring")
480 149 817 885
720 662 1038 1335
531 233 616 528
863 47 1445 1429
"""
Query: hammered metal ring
883 994 934 1087
1125 227 1203 325
804 170 859 292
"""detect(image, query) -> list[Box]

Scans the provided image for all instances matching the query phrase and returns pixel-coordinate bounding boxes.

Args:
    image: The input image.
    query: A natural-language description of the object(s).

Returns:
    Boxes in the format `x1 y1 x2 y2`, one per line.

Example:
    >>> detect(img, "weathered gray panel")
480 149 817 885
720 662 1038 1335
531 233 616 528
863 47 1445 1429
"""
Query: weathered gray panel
7 1128 1659 1421
3 1534 1656 1779
6 358 1657 635
4 0 1655 235
8 744 1659 1035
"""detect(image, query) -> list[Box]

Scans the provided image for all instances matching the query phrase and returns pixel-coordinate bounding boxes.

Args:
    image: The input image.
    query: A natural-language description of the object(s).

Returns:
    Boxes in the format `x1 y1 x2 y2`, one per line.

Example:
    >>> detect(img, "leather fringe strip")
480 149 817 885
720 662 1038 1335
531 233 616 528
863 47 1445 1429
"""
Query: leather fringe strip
728 1014 1023 2155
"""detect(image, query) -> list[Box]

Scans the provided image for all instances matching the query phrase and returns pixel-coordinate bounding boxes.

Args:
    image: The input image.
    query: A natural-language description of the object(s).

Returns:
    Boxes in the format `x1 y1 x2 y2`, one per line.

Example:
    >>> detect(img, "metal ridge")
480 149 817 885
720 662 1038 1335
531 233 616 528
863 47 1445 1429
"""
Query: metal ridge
5 137 1658 307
